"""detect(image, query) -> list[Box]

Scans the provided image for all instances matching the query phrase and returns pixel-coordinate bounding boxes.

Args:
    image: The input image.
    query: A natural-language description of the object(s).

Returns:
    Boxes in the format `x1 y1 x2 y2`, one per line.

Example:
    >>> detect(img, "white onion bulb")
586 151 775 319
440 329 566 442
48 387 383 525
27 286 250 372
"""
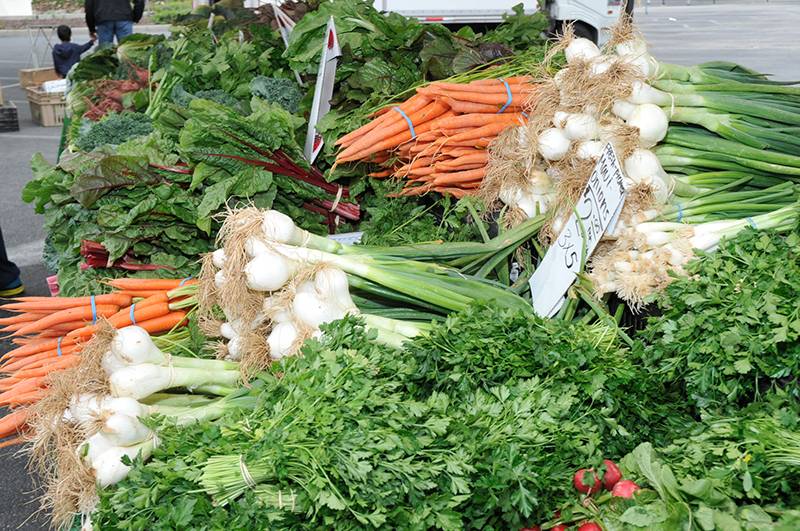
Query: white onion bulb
565 38 601 63
538 128 571 161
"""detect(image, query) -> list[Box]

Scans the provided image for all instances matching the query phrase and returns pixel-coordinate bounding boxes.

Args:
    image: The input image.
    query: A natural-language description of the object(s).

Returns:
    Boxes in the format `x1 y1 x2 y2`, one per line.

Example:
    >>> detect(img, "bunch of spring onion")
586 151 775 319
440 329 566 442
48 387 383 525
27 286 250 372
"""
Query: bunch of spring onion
482 18 800 305
590 202 799 304
207 208 534 363
29 325 256 529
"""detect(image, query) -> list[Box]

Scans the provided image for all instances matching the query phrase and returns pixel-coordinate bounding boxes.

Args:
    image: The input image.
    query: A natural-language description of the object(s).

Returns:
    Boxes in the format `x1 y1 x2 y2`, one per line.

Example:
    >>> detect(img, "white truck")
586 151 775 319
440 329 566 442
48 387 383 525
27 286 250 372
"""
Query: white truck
373 0 633 44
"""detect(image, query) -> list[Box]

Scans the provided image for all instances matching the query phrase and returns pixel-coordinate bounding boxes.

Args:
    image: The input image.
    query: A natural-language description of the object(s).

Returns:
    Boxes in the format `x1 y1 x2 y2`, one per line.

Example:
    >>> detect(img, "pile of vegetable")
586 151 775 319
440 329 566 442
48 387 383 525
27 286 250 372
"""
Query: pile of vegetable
335 77 535 198
0 279 197 445
28 0 551 296
478 21 800 307
9 6 800 531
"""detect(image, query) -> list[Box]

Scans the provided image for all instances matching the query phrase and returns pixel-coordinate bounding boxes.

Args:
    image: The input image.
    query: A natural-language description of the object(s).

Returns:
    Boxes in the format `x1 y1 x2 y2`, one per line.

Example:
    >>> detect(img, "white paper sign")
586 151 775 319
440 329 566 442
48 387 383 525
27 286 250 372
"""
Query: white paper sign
528 143 627 317
304 17 341 164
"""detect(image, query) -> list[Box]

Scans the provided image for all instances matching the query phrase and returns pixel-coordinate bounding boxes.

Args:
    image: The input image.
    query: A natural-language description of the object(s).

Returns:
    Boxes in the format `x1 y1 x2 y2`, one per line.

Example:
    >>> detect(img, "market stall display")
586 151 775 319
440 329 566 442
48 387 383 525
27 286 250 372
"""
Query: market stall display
3 2 800 530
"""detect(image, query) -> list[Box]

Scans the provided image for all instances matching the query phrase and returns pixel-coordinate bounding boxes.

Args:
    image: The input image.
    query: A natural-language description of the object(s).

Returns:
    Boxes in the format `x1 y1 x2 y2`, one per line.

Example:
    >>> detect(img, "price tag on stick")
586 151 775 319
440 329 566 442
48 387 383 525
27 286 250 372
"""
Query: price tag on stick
304 17 341 164
528 143 627 317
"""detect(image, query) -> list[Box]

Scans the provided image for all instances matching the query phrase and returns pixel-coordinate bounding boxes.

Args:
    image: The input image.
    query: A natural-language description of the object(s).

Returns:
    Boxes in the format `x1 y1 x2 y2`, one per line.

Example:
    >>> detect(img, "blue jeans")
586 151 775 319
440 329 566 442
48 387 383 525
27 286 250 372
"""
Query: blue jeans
96 20 134 46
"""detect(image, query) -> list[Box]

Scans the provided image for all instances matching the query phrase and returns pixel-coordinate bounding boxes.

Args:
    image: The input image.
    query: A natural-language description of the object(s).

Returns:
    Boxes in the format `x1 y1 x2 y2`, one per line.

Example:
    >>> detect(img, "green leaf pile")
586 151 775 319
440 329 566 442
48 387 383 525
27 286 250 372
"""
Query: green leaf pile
637 225 800 410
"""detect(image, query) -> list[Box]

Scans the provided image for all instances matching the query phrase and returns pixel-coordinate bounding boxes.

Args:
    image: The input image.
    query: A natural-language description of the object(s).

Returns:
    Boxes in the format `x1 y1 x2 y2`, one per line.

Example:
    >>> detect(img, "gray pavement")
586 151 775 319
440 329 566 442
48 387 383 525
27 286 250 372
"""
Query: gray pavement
0 3 799 528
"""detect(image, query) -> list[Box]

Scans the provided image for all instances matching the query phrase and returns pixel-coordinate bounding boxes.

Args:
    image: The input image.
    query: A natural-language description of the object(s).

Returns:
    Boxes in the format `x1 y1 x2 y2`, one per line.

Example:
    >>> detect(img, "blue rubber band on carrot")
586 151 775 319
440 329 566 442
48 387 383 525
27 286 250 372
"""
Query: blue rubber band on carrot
130 303 136 325
391 107 416 139
57 337 63 357
179 276 192 287
90 296 97 324
497 79 513 114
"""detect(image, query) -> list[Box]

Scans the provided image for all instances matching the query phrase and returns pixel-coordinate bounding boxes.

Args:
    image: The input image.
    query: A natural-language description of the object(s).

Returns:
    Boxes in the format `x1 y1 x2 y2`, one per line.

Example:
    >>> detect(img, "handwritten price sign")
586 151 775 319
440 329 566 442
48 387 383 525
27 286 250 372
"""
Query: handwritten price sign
529 143 627 317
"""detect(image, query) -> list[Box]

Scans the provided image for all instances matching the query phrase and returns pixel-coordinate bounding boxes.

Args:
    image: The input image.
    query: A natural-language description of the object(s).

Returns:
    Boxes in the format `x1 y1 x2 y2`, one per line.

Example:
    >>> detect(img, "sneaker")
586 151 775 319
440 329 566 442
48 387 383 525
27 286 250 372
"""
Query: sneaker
0 277 25 297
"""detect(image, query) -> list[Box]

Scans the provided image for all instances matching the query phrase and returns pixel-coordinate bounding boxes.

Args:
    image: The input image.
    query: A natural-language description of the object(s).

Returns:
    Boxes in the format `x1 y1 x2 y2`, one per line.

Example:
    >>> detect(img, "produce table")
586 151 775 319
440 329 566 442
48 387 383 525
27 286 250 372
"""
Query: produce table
2 2 800 530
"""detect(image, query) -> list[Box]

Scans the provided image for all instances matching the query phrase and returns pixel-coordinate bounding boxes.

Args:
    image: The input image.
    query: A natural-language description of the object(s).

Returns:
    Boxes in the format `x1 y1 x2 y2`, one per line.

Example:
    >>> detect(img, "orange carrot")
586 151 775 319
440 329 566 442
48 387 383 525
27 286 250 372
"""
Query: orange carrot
368 170 393 178
0 436 25 449
441 97 524 115
49 320 91 332
1 294 131 313
431 168 486 186
396 184 434 197
0 378 21 391
445 120 522 144
115 290 171 299
1 322 36 333
3 389 47 407
403 167 436 178
15 304 120 336
132 292 169 309
12 355 78 379
433 162 485 173
424 88 535 106
135 311 189 335
339 101 450 160
418 112 524 134
0 313 48 325
0 377 47 402
428 81 533 93
434 151 489 169
433 187 472 198
1 345 79 373
1 336 80 361
68 302 172 338
0 409 28 439
336 94 430 147
108 278 196 291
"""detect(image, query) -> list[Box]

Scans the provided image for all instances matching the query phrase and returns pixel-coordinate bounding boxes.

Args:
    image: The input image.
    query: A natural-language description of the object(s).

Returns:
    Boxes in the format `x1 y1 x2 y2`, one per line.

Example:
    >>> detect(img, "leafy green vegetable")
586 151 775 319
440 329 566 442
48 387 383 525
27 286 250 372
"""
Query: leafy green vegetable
358 181 480 246
74 113 153 152
249 76 304 113
637 225 800 411
553 441 800 531
91 303 689 529
170 84 242 111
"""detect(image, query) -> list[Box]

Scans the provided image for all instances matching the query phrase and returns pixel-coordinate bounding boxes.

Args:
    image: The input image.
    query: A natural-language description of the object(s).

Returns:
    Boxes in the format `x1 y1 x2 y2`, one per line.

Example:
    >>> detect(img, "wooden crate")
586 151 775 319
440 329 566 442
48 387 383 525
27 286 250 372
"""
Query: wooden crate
19 67 59 89
0 102 20 133
26 87 66 127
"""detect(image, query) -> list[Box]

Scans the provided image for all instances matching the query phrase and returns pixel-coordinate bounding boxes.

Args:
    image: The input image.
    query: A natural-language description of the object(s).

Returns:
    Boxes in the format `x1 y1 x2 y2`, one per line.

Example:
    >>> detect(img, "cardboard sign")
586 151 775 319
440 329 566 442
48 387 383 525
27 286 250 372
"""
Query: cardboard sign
528 143 627 317
304 17 341 164
270 3 305 86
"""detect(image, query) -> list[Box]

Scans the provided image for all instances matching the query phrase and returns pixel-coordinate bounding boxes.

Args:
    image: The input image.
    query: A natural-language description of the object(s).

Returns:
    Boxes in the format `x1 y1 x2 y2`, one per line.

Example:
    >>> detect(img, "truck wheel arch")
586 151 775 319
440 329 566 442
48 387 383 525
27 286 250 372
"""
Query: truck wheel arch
553 20 599 44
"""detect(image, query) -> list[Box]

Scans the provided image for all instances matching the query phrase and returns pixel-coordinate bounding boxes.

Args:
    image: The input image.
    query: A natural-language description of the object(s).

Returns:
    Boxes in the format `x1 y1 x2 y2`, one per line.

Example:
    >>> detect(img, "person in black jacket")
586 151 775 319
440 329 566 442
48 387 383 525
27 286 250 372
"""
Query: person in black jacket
85 0 145 46
52 25 95 78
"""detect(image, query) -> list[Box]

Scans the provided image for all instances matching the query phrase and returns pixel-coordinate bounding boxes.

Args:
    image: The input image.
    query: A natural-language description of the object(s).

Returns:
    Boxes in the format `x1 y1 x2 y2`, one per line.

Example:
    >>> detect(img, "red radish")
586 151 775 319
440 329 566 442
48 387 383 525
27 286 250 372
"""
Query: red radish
602 459 622 490
552 525 568 531
573 468 601 494
578 523 601 531
611 479 641 499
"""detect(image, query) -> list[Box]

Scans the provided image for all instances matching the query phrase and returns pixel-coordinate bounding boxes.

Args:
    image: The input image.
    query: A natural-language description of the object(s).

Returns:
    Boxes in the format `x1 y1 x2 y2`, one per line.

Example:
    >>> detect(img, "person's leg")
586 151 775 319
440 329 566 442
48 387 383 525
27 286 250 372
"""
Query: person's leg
114 20 134 42
0 225 23 296
95 21 115 47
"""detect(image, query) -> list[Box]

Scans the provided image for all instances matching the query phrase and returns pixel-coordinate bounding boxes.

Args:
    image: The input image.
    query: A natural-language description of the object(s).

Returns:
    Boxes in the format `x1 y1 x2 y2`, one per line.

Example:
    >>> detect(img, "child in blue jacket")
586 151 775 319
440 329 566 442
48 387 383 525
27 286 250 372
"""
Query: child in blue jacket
52 25 95 78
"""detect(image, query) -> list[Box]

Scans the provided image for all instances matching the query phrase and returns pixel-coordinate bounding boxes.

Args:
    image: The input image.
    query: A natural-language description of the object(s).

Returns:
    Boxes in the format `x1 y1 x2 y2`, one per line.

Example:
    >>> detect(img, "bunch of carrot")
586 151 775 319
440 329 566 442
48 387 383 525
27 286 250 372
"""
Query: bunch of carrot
0 277 197 447
335 76 538 198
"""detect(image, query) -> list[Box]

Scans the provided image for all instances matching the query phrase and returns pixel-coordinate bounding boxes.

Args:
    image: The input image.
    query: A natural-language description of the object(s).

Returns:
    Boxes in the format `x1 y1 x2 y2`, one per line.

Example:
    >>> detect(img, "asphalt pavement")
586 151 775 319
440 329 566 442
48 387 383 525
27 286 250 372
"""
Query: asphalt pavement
0 3 799 528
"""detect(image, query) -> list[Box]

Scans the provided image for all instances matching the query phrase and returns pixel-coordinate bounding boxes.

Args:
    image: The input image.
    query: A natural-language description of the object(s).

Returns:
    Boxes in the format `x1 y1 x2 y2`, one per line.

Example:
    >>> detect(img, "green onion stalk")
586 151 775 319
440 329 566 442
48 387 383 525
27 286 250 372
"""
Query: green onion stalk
589 202 799 304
